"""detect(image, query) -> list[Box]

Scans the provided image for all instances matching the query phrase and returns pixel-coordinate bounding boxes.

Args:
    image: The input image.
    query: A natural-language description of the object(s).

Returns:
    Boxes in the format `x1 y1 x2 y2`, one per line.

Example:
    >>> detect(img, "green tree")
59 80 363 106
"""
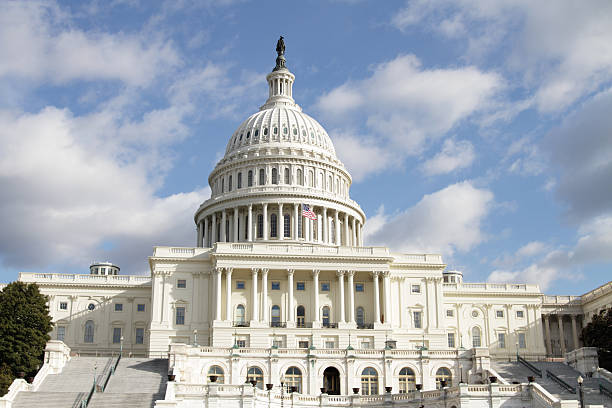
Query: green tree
0 282 53 395
581 307 612 371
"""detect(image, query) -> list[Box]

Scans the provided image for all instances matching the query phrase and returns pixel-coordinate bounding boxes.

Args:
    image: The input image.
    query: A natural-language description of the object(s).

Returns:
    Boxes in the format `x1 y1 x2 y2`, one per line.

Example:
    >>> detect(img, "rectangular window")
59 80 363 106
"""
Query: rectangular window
298 340 309 348
284 214 291 237
498 333 506 348
57 326 65 341
411 284 421 293
360 341 371 349
114 303 123 312
355 283 364 292
248 171 253 187
446 309 454 317
496 310 504 318
413 311 422 329
272 340 283 348
447 333 455 348
516 310 524 318
136 328 144 344
177 279 187 288
237 173 242 189
176 307 185 325
59 302 68 310
228 175 232 191
137 304 145 312
320 282 330 292
325 341 335 349
236 339 246 348
257 214 263 238
518 333 526 349
236 281 245 289
112 327 122 343
296 281 305 291
259 169 265 185
271 281 280 290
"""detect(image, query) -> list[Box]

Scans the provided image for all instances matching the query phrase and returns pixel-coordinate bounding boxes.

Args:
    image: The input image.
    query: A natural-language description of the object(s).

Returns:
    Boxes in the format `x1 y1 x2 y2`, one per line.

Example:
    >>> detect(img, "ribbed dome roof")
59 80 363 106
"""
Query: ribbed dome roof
224 105 337 159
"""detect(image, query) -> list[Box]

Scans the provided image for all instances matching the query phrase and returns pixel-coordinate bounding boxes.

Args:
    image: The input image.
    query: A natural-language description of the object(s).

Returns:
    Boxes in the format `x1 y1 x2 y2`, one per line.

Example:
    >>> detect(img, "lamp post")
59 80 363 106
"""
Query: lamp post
93 364 97 388
120 336 124 357
194 329 198 346
515 342 519 360
280 375 285 408
577 376 584 408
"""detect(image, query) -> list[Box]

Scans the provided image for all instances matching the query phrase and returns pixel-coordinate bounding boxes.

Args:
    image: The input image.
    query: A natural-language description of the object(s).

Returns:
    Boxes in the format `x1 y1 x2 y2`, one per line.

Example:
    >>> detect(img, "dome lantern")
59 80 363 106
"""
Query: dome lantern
260 36 297 111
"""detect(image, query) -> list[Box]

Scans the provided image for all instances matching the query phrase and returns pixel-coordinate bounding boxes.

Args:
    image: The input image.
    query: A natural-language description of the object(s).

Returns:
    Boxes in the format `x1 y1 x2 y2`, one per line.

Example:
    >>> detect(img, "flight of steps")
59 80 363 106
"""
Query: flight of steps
491 360 612 408
12 356 110 408
88 358 168 408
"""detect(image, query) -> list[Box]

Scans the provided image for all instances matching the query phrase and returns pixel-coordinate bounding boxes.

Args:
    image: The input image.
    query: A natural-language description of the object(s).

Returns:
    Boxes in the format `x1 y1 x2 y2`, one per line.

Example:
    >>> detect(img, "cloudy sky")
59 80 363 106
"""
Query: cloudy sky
1 0 611 295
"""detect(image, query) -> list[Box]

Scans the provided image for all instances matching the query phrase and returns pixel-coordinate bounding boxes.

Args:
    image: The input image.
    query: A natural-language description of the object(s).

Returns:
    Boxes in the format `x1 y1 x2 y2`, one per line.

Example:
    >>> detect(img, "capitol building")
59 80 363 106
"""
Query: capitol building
4 40 612 408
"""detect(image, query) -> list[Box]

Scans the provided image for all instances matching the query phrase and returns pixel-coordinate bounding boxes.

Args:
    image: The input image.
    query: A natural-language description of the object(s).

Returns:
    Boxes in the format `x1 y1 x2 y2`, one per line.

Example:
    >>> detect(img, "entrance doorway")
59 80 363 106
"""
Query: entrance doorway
323 367 340 395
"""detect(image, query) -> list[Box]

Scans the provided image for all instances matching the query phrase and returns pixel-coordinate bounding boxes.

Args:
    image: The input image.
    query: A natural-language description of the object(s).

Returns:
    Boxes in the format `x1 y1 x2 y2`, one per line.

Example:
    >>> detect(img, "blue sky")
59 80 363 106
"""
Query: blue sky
1 0 611 296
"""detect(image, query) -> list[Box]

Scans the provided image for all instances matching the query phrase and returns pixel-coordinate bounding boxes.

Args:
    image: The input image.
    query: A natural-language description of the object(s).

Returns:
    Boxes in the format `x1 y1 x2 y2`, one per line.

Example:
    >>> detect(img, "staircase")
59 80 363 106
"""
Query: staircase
88 358 168 408
12 356 109 408
491 360 612 408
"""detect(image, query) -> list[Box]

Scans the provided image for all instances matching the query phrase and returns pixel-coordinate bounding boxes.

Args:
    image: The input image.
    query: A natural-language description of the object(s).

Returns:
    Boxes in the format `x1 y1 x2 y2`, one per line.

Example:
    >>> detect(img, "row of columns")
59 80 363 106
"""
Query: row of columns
197 203 363 247
211 268 389 325
542 313 581 356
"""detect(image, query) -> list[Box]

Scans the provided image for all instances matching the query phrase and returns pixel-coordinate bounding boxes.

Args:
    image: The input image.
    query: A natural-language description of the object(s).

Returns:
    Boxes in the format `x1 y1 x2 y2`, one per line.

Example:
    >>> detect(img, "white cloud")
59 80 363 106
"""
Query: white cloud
365 181 493 255
0 1 179 86
391 0 612 112
421 139 475 176
515 241 546 258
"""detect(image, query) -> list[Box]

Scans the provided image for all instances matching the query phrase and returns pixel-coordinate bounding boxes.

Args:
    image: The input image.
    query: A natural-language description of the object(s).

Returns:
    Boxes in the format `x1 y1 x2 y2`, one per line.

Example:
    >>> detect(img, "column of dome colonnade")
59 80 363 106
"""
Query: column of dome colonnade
211 267 389 329
194 39 365 247
196 203 363 247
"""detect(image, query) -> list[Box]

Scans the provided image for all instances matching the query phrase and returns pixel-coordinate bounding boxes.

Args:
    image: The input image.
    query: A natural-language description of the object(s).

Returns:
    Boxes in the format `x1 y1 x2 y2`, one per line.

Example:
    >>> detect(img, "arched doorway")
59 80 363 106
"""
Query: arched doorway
323 367 340 395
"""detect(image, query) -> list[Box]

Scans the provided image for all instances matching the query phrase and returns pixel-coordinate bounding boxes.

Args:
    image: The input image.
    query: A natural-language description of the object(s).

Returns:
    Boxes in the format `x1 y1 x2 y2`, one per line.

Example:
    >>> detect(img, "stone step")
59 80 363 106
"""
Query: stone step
11 391 88 408
37 356 112 392
88 392 159 408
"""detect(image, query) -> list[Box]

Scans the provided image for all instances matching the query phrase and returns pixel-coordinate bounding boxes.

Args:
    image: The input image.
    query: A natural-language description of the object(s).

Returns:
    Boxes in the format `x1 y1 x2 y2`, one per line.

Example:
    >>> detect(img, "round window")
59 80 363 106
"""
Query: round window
88 303 96 311
471 310 478 318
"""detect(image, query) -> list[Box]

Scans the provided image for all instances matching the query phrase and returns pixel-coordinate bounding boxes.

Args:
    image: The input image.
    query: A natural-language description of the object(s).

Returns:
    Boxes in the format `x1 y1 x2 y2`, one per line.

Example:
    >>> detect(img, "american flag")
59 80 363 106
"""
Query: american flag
302 204 317 220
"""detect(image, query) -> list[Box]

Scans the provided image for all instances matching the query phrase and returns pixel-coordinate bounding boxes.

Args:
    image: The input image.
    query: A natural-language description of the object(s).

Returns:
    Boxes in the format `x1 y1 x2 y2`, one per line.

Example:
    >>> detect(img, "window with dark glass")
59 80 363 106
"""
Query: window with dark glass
59 302 68 310
236 281 245 289
297 305 305 327
237 173 242 189
272 168 278 184
136 328 144 344
271 305 281 327
176 307 185 325
284 214 290 237
271 281 280 290
247 367 264 389
248 170 253 187
284 168 290 184
296 282 305 291
137 304 145 312
113 327 122 343
355 283 364 292
57 326 65 341
177 279 187 288
257 214 263 238
228 175 232 191
270 213 277 238
322 306 330 327
259 169 265 185
115 303 123 311
84 320 94 343
208 366 224 384
320 282 330 292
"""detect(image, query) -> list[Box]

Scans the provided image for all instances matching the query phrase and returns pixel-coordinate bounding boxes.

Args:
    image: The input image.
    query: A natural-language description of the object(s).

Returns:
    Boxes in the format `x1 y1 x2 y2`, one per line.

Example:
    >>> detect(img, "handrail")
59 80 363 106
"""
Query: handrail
100 354 121 392
546 371 576 394
80 382 96 408
517 355 542 377
600 383 612 398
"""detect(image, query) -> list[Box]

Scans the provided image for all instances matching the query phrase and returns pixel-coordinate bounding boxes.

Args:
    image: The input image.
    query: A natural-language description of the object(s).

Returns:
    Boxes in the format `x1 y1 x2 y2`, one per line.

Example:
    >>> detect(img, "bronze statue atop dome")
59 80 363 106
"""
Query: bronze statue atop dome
273 36 287 71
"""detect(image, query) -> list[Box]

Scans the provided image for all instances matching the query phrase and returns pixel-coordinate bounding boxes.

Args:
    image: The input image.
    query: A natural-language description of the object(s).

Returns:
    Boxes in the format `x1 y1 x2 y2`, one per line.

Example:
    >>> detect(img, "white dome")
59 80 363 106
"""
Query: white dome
225 106 337 160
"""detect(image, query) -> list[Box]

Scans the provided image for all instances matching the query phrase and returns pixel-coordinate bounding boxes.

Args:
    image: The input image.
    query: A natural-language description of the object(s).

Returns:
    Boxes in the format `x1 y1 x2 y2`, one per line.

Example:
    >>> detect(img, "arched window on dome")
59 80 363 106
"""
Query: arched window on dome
255 129 259 137
293 128 297 136
257 214 263 239
297 305 305 327
302 129 306 137
284 214 290 238
264 128 268 136
297 169 303 185
246 131 250 139
398 367 416 393
317 172 323 190
331 220 336 244
270 214 278 238
356 307 365 327
436 367 452 389
273 127 278 135
248 170 253 187
272 168 278 185
284 168 290 184
298 215 303 238
361 367 378 395
283 127 288 135
84 320 94 343
328 175 332 192
308 170 314 187
259 169 265 185
221 177 224 193
237 173 242 189
228 175 232 191
472 327 481 348
335 178 339 194
285 367 302 393
208 365 224 384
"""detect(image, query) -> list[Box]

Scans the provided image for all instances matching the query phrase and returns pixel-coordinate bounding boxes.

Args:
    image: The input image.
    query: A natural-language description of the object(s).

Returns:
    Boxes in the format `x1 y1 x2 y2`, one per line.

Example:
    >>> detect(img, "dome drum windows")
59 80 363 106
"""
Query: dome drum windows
272 168 278 185
248 170 253 187
259 169 265 185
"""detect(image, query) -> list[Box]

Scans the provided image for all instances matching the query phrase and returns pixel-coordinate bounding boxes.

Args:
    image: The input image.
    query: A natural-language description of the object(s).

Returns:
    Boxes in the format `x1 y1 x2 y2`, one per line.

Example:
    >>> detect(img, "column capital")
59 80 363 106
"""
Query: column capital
225 267 233 275
312 269 320 277
287 269 295 276
214 267 224 274
251 267 259 275
261 268 269 276
346 270 355 277
381 271 390 278
336 270 346 277
372 271 381 277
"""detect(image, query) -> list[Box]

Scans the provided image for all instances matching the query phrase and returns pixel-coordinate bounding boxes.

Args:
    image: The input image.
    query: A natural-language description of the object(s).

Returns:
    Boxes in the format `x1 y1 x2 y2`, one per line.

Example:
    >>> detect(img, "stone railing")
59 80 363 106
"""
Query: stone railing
443 282 541 293
543 295 582 305
18 272 151 286
581 281 612 303
0 379 30 408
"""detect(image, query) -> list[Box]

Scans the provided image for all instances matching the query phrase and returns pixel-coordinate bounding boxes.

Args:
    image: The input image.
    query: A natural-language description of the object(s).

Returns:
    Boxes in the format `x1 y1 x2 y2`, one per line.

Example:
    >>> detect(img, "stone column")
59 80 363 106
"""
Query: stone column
247 205 253 242
337 271 345 323
278 203 284 240
197 221 203 247
204 217 209 247
233 208 239 243
570 315 579 351
293 204 299 240
352 217 356 247
225 268 233 321
334 210 340 245
382 272 390 325
347 271 355 323
322 207 328 244
221 210 227 242
263 203 268 240
287 269 295 323
558 314 566 356
373 272 381 324
261 269 269 323
251 268 259 322
313 270 320 323
211 213 217 245
344 213 349 246
215 268 222 321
